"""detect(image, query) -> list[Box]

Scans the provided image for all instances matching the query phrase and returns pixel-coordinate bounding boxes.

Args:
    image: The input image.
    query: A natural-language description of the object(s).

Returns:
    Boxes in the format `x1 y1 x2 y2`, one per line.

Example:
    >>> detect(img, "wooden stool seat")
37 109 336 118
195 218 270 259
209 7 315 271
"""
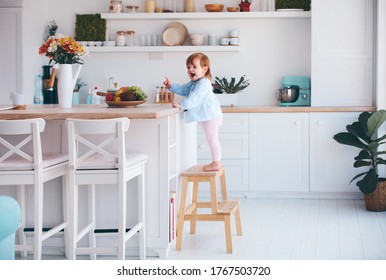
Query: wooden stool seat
176 165 242 254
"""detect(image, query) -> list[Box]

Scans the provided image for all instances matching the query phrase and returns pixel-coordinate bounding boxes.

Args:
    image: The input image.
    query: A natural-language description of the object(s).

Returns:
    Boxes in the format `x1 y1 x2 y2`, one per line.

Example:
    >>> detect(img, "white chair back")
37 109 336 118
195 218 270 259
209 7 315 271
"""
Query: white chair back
0 118 45 170
65 117 146 260
66 118 130 170
0 118 68 260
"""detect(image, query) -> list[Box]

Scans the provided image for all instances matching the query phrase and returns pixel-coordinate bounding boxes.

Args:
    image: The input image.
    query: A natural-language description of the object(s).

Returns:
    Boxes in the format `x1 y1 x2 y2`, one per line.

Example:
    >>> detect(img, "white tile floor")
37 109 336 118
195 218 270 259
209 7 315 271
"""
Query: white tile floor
15 198 386 260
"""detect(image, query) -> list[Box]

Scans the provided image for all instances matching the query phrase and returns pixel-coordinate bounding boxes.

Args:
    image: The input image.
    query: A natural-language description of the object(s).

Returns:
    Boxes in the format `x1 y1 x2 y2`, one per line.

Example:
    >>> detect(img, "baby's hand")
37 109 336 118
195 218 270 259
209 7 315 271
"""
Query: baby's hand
172 102 181 109
164 77 171 89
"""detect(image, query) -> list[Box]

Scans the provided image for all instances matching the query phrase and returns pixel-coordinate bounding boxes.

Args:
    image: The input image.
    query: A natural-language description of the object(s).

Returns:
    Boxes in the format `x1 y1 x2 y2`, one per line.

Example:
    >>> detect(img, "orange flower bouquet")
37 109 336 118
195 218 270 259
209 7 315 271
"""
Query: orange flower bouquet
38 35 88 64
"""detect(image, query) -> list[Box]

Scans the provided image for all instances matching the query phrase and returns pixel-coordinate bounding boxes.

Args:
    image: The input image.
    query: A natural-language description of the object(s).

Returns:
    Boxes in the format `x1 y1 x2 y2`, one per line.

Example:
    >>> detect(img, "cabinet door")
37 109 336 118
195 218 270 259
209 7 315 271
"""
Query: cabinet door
310 113 362 193
0 7 22 98
250 113 309 192
311 0 374 106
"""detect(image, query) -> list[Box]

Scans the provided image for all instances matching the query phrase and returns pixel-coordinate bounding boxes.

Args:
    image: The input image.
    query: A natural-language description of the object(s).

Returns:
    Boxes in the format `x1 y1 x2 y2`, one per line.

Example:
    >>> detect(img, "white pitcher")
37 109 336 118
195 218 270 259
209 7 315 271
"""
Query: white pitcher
57 64 82 109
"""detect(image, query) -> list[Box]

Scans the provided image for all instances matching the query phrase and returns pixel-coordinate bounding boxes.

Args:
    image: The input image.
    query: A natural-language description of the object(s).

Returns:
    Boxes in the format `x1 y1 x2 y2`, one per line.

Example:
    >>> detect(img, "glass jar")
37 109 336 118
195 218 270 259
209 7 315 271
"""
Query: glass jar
145 0 156 13
164 0 173 12
125 31 135 46
110 0 123 13
184 0 195 12
155 0 163 13
116 31 126 46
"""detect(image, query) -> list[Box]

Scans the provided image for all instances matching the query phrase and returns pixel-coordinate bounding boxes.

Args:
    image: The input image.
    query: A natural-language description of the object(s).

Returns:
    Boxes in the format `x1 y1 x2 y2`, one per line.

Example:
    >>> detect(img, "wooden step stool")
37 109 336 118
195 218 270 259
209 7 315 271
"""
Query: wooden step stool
176 165 242 253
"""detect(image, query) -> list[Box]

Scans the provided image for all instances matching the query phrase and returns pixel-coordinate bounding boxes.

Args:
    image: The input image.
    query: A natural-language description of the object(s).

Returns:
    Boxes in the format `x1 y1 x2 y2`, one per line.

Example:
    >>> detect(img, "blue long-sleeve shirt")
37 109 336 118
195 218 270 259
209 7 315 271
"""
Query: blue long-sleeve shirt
169 78 223 123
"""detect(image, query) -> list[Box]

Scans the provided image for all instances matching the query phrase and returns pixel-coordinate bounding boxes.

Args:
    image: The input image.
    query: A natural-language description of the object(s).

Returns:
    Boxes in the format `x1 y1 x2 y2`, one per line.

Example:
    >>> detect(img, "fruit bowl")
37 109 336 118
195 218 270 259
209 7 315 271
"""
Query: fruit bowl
205 4 224 12
105 100 147 107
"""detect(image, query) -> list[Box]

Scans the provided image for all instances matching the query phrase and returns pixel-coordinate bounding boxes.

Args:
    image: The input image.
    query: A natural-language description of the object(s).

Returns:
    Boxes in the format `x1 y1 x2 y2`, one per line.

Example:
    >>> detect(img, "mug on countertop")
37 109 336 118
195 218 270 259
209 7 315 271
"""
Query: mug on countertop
10 93 24 106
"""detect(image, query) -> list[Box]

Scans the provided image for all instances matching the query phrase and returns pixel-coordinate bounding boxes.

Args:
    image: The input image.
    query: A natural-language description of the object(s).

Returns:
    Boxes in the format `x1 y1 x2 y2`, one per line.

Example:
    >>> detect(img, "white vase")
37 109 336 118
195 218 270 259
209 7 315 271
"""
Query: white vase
216 94 238 107
57 64 82 109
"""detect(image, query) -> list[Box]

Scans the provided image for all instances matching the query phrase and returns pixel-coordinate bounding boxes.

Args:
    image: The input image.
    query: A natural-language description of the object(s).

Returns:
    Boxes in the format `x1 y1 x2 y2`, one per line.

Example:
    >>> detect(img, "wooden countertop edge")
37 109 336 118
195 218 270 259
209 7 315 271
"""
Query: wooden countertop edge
0 104 181 120
221 106 377 113
0 104 377 120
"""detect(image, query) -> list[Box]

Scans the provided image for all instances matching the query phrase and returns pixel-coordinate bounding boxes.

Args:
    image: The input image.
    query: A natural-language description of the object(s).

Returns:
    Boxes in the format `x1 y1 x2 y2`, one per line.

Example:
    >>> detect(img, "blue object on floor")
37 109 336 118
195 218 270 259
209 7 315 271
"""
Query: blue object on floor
0 196 21 260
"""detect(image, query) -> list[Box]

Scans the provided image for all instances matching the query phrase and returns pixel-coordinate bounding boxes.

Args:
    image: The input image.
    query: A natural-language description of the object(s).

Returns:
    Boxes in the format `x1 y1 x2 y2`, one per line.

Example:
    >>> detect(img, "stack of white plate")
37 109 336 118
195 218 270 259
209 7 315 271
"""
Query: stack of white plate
163 22 188 46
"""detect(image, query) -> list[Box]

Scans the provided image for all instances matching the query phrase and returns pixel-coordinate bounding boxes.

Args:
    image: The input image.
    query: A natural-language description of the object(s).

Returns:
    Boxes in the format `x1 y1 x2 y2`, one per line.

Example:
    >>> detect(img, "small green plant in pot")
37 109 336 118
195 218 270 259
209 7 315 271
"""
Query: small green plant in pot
213 75 250 94
213 75 250 107
333 110 386 211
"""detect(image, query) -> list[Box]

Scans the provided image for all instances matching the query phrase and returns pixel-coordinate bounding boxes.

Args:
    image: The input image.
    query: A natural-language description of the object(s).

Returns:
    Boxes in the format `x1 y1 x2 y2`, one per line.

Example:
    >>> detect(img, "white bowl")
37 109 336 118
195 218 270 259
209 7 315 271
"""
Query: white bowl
190 33 204 45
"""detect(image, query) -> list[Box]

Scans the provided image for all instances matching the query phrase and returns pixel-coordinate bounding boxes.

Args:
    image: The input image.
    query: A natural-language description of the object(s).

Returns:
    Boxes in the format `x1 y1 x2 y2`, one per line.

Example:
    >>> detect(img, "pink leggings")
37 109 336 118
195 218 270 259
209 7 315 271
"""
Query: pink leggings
200 119 223 162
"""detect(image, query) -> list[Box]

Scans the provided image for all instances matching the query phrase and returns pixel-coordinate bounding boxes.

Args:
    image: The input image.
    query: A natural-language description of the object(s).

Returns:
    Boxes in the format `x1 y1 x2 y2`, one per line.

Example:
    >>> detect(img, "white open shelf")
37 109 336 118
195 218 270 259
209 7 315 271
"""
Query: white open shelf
93 11 309 53
88 45 241 53
100 11 311 20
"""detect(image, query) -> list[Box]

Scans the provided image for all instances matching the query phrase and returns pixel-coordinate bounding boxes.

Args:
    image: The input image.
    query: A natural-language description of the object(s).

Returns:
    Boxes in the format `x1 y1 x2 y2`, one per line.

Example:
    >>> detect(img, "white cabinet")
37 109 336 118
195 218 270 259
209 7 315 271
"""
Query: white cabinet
250 113 309 192
197 113 249 193
309 113 362 193
197 111 369 197
0 2 22 99
311 0 374 106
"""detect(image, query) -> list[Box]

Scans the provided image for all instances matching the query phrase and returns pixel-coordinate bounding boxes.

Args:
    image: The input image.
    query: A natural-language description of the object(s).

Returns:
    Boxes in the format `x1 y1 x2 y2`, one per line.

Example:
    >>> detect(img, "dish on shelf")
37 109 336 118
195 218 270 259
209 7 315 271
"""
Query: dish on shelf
105 100 147 107
163 27 184 46
205 4 224 12
166 22 188 38
227 7 239 12
125 5 139 13
276 9 304 12
164 22 188 46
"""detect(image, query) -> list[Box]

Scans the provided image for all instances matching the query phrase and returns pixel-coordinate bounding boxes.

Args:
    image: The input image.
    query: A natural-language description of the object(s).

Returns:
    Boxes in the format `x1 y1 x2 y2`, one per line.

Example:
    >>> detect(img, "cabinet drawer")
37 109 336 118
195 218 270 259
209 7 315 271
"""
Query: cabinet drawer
197 133 249 159
197 113 249 134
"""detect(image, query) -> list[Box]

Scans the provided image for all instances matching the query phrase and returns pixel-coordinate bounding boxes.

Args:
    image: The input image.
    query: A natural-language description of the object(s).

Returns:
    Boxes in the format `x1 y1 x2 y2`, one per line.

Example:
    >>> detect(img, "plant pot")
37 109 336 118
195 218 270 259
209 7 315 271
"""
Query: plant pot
364 181 386 212
216 94 238 107
239 2 251 12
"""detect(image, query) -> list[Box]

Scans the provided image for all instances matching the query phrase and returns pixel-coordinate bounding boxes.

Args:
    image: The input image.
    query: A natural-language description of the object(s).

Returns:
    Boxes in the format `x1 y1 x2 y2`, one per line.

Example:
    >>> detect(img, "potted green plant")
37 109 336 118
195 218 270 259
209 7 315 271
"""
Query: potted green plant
275 0 311 11
333 110 386 211
213 75 250 106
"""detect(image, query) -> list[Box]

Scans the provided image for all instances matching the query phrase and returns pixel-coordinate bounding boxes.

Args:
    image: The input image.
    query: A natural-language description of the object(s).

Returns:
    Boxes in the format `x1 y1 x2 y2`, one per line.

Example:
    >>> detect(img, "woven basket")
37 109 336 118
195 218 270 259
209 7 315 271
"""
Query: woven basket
364 181 386 212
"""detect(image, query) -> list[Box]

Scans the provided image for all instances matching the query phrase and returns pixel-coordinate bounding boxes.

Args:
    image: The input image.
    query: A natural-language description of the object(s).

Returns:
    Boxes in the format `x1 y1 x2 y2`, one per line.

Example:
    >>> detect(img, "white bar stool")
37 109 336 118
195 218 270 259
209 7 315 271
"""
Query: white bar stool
0 118 69 260
66 117 147 260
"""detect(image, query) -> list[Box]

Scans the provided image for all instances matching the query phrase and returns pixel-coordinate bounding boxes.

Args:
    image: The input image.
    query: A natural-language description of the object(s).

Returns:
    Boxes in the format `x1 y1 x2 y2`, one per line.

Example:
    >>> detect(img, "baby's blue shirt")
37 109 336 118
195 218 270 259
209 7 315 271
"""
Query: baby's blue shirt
169 78 223 123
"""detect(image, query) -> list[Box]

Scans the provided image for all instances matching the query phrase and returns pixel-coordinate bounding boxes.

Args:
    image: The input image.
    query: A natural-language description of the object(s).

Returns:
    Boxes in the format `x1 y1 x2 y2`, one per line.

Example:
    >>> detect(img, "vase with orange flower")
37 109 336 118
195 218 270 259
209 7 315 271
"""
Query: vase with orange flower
38 35 88 108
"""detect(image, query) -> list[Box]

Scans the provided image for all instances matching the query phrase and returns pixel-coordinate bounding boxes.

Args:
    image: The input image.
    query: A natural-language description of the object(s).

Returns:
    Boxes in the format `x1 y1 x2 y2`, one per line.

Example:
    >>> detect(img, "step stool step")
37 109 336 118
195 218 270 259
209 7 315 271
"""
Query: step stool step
181 165 224 177
218 200 240 215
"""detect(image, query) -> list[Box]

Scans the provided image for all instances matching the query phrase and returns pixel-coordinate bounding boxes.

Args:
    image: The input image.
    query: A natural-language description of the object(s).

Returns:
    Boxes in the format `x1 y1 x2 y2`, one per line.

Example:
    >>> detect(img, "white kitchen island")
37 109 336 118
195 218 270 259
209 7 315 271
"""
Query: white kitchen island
0 104 197 258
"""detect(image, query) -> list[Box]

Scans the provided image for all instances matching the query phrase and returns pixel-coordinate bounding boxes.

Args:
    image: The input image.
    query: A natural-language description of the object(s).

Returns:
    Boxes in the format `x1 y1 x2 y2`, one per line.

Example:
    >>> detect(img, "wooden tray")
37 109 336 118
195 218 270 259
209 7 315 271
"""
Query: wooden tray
105 100 146 107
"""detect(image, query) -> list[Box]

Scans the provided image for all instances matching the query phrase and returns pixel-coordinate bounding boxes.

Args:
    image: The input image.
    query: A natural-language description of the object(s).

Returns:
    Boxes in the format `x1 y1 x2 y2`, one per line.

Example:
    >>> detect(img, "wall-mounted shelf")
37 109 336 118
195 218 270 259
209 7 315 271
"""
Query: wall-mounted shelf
96 11 309 54
88 45 241 53
100 11 311 20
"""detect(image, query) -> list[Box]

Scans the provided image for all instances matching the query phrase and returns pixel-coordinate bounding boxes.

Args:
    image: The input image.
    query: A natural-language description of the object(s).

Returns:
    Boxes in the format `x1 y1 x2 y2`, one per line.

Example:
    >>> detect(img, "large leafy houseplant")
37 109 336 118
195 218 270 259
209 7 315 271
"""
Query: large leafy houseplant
333 110 386 195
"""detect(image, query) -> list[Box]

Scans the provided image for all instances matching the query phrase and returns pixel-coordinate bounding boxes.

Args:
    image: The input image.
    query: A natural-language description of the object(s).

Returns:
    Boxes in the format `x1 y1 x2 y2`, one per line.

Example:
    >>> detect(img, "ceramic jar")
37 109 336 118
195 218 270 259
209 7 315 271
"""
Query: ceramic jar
116 31 126 46
109 0 123 13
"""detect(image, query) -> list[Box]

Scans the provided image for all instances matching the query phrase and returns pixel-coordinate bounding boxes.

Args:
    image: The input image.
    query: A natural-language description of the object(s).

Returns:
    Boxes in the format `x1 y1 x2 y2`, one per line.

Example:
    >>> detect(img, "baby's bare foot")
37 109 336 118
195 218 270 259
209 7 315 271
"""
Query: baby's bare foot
203 161 222 171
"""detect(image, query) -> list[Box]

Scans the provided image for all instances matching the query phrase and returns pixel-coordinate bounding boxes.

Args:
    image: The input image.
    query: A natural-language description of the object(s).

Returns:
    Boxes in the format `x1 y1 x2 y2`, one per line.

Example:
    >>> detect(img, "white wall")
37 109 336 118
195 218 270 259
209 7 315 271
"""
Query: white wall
21 0 311 105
